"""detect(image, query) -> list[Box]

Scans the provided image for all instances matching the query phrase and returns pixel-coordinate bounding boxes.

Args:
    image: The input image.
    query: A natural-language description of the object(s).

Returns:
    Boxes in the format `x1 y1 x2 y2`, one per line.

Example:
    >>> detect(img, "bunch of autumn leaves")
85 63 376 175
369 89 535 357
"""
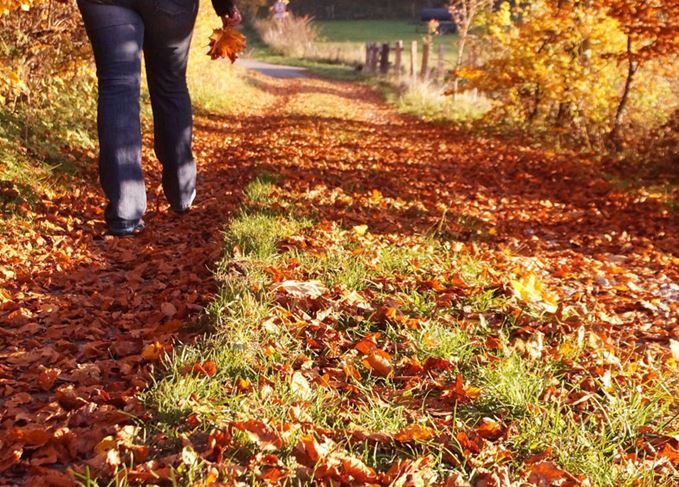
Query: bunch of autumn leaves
207 26 247 62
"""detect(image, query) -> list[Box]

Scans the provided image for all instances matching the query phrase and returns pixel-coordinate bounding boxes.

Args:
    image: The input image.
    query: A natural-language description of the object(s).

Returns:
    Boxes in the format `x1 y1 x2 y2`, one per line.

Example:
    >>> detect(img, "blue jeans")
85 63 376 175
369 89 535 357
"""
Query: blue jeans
78 0 198 232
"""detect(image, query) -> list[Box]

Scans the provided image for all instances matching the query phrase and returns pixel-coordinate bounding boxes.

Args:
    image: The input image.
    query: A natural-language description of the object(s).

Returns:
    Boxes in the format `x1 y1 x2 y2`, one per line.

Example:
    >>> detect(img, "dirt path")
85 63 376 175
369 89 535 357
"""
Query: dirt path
1 72 677 483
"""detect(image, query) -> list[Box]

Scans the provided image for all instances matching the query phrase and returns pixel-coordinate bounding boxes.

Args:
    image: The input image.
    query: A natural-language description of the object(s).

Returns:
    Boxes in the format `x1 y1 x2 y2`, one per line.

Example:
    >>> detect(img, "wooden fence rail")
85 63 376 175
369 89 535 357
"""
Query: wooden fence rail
365 40 447 83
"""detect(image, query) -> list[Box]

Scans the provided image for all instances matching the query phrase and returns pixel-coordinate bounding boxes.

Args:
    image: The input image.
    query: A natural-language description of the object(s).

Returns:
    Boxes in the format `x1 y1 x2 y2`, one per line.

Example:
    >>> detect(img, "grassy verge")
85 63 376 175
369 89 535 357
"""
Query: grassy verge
189 10 274 113
375 79 493 123
115 174 679 486
0 72 98 218
310 19 465 99
314 20 459 68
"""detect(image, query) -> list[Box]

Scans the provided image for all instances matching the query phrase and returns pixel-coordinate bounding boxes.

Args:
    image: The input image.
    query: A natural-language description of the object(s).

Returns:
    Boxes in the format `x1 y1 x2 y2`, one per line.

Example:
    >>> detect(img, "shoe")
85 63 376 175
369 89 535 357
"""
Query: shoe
170 205 191 215
171 189 195 215
108 220 145 237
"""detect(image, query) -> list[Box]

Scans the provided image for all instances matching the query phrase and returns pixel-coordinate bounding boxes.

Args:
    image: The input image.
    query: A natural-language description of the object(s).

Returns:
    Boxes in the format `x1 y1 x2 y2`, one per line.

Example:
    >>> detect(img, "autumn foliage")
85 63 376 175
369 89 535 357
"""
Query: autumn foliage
455 0 679 151
0 0 88 106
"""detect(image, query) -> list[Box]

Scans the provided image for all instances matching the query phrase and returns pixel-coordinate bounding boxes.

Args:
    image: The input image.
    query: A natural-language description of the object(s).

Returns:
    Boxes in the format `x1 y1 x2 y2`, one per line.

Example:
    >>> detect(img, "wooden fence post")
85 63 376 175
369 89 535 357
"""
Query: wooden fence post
368 43 379 74
380 43 390 75
372 44 380 73
436 43 445 83
394 40 403 78
365 43 371 71
420 41 430 81
410 40 417 82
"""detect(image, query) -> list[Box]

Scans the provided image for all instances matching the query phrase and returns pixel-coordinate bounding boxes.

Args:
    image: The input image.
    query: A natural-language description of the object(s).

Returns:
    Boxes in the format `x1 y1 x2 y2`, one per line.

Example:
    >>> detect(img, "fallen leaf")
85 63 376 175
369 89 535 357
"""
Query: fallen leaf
141 341 165 361
394 424 434 442
475 418 504 441
363 349 393 377
192 361 217 378
36 367 61 391
340 455 378 483
160 302 177 317
525 461 574 486
511 273 558 313
231 420 283 451
274 280 327 299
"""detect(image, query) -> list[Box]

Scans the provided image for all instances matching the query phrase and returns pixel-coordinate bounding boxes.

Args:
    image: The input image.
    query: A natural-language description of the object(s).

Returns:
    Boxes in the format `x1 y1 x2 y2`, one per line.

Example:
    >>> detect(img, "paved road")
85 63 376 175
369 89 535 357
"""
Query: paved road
236 58 308 78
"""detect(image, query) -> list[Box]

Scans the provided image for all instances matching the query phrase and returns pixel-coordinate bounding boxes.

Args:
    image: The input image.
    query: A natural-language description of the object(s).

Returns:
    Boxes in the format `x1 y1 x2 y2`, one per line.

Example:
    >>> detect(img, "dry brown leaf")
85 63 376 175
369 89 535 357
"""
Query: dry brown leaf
160 302 177 317
141 341 165 361
475 418 504 441
274 279 327 299
525 461 578 486
231 420 283 451
394 424 435 442
340 455 379 483
363 349 393 377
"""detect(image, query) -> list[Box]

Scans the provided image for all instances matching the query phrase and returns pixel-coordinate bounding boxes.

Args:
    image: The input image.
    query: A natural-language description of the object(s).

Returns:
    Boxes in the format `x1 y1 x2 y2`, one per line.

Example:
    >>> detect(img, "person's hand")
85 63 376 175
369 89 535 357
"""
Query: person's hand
221 8 242 28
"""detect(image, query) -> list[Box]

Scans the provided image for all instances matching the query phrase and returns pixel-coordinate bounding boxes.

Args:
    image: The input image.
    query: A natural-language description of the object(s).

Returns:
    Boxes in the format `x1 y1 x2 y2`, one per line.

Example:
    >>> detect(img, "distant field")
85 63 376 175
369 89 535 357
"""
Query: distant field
317 19 432 43
314 19 459 67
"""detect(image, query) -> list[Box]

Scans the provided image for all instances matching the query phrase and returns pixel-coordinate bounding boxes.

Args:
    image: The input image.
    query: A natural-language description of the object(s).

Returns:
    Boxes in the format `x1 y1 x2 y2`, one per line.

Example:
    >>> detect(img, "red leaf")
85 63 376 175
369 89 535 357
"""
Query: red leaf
394 424 435 442
363 349 393 377
192 361 217 378
37 367 60 391
341 455 379 483
475 418 504 441
207 28 247 63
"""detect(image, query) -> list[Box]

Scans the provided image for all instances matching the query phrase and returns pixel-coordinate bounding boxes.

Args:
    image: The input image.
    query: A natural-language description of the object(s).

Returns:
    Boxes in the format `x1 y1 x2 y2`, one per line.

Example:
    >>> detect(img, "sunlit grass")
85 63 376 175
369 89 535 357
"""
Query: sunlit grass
136 173 679 486
0 76 97 216
187 4 274 113
315 20 460 66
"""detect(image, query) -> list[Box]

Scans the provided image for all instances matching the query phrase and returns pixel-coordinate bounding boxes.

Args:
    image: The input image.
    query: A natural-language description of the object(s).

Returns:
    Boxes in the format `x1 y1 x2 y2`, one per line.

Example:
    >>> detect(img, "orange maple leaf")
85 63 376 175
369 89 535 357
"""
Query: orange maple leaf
192 360 218 378
207 28 247 63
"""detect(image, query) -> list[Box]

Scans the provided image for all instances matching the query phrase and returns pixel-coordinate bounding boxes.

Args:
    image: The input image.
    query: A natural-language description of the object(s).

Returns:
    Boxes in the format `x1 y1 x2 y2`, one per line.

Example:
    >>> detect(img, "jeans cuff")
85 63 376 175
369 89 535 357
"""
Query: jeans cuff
108 219 143 233
172 188 195 212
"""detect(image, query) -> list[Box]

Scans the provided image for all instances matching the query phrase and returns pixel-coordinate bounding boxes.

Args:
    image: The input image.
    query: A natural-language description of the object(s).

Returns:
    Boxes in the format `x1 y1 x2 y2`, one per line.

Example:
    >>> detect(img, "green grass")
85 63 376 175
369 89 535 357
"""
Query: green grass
243 15 493 125
188 8 273 113
129 172 679 486
511 384 677 486
408 321 477 364
316 20 432 44
138 175 473 482
243 27 366 81
316 19 459 66
0 76 97 217
244 18 460 81
308 20 496 125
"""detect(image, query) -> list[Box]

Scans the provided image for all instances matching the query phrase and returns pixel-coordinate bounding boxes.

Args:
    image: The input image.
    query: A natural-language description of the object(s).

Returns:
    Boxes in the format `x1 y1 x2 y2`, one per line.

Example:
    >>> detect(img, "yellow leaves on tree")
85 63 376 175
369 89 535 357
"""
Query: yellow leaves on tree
207 27 247 63
605 0 679 61
0 68 27 105
458 0 678 145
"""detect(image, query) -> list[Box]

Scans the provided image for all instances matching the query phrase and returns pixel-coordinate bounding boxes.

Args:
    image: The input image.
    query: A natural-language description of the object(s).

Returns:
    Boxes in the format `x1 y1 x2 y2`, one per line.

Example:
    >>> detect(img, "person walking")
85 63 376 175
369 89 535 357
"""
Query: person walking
77 0 241 236
272 0 287 22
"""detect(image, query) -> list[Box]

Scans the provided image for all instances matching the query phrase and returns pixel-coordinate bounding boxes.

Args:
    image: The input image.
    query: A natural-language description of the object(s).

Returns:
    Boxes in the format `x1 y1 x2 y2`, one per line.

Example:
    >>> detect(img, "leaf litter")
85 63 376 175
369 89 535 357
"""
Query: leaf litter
1 70 677 485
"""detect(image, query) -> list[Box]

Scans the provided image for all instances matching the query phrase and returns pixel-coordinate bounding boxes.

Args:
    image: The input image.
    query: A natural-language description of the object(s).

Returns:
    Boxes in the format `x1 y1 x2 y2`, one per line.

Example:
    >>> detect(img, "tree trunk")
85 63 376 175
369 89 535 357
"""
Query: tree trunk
610 36 638 148
452 27 468 96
